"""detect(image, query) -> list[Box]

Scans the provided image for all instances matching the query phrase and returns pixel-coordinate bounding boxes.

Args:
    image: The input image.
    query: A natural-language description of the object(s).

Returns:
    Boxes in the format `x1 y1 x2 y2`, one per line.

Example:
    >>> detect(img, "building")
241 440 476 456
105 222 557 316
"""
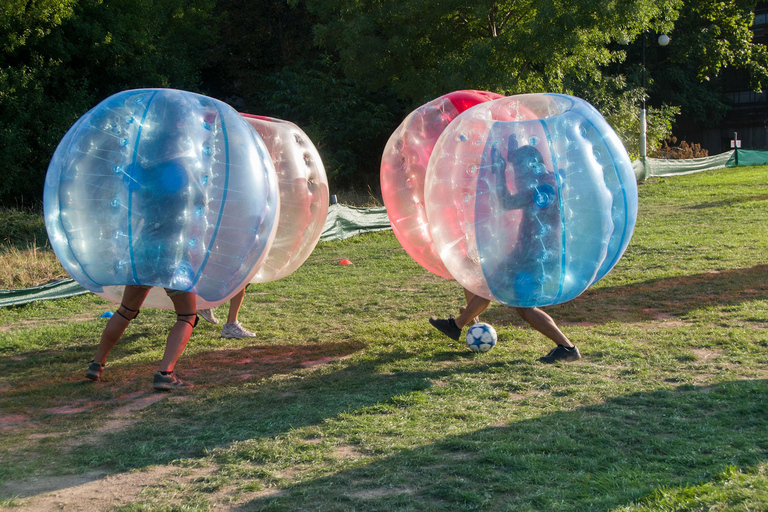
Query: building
674 2 768 153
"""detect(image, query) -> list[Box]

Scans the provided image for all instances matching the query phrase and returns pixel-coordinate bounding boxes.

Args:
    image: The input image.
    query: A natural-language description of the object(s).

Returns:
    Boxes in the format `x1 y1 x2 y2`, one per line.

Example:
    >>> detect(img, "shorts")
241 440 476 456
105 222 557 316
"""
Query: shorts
135 285 187 298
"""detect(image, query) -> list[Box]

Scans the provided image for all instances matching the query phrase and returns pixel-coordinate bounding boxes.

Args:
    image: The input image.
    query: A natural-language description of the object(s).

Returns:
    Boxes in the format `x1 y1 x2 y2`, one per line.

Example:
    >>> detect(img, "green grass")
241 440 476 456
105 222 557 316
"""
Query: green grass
2 166 768 510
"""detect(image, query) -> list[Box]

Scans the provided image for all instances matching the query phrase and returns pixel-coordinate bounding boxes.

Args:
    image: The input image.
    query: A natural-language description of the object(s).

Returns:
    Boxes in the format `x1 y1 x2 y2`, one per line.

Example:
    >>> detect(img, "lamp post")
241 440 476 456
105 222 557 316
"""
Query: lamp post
640 33 670 164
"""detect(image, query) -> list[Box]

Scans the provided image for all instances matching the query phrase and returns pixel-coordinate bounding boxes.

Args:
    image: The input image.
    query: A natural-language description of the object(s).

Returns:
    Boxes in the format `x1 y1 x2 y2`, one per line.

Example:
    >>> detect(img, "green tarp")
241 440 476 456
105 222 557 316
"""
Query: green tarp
0 278 90 307
0 203 393 308
320 203 391 241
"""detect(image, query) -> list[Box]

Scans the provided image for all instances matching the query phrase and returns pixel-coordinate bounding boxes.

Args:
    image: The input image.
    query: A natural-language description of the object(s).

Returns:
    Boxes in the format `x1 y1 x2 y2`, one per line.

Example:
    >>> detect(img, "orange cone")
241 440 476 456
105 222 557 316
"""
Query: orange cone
339 258 353 265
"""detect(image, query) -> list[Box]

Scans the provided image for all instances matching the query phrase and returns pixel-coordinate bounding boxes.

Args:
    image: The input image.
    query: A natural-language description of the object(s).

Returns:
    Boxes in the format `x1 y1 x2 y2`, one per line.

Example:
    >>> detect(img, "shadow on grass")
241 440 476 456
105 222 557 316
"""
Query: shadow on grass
2 340 767 511
232 379 768 511
685 194 768 210
483 264 768 327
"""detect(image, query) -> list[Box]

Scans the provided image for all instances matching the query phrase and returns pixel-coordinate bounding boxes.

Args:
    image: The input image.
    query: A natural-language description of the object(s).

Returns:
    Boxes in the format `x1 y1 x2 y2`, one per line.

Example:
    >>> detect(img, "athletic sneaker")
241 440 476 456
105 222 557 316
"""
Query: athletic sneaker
221 321 256 339
85 360 104 381
539 345 581 364
198 308 218 324
153 371 194 391
429 317 462 341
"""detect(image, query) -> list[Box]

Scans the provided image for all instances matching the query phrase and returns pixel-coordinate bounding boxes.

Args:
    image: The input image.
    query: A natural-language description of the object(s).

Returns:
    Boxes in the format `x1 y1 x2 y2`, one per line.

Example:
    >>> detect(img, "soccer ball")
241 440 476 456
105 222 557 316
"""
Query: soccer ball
465 323 497 353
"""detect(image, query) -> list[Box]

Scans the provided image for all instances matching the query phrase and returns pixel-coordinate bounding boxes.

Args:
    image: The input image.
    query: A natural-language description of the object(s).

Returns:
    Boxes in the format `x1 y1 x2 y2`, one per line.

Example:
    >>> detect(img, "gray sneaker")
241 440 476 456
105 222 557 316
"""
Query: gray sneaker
221 321 256 339
539 345 581 364
85 360 104 381
198 308 218 324
429 317 462 341
153 371 194 391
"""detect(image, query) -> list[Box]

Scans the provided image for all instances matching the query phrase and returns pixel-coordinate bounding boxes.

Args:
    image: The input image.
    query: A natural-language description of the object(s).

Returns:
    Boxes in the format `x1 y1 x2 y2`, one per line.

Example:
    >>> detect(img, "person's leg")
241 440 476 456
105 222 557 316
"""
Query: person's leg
227 287 246 324
221 287 256 338
153 291 197 390
86 286 150 381
430 289 492 340
460 288 481 325
158 292 197 373
456 292 491 329
514 307 581 363
93 286 151 364
513 307 573 347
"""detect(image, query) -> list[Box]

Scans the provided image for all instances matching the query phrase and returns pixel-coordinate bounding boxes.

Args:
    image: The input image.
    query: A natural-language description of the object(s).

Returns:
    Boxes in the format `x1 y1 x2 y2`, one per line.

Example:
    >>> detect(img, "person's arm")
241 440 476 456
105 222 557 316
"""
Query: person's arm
490 145 531 210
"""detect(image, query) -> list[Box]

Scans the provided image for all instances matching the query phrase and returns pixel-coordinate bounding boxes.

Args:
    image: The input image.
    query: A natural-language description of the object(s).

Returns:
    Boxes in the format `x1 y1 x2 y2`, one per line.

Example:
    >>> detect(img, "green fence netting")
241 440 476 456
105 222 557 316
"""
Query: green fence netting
632 148 768 180
633 151 734 180
0 203 393 308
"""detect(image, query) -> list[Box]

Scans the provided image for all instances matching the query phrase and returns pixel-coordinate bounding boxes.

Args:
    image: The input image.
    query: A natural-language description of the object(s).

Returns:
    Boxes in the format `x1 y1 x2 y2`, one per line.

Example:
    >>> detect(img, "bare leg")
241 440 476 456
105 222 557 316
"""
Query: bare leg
460 288 481 325
227 287 247 324
514 307 573 348
158 292 197 373
92 286 151 364
455 290 491 329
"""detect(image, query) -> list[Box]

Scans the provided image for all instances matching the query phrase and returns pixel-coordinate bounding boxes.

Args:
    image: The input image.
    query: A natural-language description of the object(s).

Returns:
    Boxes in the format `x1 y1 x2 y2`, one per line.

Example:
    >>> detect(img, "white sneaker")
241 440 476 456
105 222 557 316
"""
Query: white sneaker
198 308 218 324
221 321 256 338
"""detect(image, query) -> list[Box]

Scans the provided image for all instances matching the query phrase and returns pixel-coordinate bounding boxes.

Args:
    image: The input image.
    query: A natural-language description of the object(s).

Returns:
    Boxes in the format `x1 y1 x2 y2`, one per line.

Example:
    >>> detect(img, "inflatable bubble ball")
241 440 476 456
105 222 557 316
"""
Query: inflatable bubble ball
44 88 279 309
425 93 637 307
242 114 329 283
381 90 503 279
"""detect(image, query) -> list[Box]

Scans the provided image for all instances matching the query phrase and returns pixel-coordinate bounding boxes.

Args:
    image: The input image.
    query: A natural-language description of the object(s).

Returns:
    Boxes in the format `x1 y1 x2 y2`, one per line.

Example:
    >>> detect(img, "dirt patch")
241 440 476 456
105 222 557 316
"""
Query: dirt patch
41 401 100 415
301 356 336 368
692 348 721 362
348 486 416 499
0 413 29 425
0 465 215 511
334 444 365 460
0 313 101 332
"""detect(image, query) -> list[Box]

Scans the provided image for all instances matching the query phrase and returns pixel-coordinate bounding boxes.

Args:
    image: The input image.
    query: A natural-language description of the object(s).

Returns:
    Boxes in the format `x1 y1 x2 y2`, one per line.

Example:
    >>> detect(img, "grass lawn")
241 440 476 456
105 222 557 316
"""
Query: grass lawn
1 166 768 510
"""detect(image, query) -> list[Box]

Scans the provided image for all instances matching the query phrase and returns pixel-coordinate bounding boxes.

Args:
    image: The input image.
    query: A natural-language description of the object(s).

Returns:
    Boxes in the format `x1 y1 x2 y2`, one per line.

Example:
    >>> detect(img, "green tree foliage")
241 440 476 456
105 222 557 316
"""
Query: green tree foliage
3 0 768 206
304 0 681 102
0 0 215 207
207 0 403 188
0 0 82 206
651 0 768 123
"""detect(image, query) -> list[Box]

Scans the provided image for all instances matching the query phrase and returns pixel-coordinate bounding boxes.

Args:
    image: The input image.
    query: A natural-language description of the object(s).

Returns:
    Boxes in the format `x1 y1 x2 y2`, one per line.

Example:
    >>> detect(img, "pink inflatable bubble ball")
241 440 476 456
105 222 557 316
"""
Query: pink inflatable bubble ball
381 90 503 279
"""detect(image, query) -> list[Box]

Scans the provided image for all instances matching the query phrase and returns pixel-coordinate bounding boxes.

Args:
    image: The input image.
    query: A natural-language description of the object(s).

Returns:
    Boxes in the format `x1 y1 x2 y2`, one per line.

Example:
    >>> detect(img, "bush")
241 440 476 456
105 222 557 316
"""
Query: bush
652 137 709 159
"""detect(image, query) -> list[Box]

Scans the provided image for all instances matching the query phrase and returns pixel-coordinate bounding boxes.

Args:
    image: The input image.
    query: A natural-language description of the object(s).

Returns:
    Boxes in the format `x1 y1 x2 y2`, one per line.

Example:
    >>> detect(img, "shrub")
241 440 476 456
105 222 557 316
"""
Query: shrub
652 137 709 159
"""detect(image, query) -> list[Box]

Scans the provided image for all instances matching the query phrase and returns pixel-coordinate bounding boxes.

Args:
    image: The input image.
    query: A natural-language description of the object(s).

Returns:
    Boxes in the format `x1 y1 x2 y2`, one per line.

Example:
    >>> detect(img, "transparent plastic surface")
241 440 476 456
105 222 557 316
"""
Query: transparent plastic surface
242 114 329 283
44 89 279 309
425 94 637 307
380 90 503 278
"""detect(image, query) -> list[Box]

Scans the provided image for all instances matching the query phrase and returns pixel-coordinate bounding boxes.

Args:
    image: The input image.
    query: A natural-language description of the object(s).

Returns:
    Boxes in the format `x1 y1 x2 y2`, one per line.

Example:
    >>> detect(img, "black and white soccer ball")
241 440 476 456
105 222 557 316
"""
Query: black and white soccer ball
465 323 497 353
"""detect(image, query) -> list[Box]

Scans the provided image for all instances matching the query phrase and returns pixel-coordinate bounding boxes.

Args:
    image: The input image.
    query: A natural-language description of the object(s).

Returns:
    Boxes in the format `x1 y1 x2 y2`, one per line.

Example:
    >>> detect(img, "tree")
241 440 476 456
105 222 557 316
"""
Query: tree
303 0 768 159
304 0 681 102
0 0 217 207
206 0 404 189
649 0 768 123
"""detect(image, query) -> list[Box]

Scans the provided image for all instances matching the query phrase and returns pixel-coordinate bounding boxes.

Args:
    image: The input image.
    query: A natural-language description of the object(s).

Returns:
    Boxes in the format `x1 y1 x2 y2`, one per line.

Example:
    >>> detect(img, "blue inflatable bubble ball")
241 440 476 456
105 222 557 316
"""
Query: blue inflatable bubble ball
425 93 637 308
466 323 498 353
44 89 279 309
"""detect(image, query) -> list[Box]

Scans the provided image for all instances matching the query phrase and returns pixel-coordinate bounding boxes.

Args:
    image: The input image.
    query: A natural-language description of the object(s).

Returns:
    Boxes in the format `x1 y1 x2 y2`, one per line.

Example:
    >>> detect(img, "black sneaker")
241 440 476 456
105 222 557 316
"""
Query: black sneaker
539 345 581 364
429 317 462 341
85 361 104 381
153 371 194 391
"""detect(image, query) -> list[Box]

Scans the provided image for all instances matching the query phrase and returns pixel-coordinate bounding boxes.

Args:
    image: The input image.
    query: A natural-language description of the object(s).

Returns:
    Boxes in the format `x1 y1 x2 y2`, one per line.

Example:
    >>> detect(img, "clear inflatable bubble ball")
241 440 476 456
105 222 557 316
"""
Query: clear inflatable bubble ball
44 88 279 309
